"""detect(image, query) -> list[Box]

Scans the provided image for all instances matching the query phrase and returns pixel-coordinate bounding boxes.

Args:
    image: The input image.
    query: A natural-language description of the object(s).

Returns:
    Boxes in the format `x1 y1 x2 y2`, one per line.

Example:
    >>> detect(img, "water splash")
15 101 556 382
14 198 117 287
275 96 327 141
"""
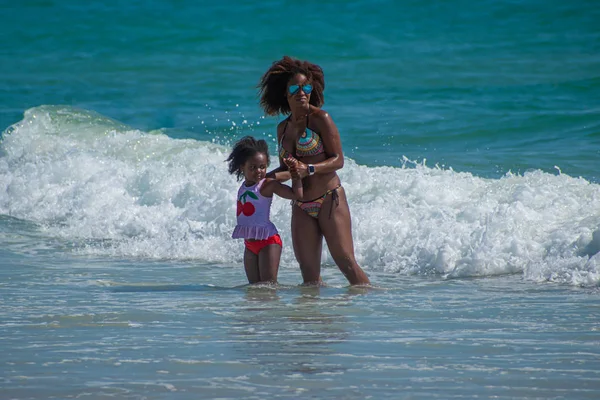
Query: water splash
1 106 599 286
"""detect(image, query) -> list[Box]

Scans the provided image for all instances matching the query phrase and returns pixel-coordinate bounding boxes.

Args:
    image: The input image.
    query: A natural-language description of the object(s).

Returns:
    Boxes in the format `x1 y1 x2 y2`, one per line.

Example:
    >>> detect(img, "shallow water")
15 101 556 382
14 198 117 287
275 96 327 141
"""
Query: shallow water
1 252 599 399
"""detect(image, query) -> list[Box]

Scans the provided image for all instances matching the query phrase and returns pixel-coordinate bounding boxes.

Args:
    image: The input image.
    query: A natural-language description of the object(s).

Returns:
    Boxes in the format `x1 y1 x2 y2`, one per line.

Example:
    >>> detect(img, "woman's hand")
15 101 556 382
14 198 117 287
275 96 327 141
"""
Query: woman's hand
296 162 309 179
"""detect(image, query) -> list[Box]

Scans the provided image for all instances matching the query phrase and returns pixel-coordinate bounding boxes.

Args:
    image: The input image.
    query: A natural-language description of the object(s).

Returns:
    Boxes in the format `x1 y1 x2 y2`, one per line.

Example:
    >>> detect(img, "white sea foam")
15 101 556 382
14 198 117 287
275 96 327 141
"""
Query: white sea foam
1 106 599 286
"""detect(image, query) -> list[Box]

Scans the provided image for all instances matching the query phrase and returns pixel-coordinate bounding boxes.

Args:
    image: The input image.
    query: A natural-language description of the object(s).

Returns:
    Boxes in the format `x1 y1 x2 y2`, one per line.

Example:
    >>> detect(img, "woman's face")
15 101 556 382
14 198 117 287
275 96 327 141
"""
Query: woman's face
286 73 311 110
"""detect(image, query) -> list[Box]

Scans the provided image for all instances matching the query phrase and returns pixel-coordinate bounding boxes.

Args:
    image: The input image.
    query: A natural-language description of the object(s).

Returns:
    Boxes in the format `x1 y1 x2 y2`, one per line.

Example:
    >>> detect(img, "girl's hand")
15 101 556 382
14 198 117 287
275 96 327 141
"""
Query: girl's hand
283 156 298 169
284 157 301 180
284 157 309 179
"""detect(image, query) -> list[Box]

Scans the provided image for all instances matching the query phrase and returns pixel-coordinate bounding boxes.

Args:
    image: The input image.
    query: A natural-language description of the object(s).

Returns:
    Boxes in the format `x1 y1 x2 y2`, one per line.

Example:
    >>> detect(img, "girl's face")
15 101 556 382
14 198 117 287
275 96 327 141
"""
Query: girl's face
286 73 311 110
240 152 268 184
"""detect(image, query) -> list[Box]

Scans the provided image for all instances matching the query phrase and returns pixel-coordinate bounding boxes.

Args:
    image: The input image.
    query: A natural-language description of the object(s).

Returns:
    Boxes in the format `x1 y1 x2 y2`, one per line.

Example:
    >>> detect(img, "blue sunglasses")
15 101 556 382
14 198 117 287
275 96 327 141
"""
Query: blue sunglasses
288 84 313 95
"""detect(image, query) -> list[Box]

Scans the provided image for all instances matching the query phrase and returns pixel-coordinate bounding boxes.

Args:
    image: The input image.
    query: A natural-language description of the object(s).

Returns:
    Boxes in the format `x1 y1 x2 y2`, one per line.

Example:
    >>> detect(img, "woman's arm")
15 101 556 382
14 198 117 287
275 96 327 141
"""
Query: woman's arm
266 120 292 181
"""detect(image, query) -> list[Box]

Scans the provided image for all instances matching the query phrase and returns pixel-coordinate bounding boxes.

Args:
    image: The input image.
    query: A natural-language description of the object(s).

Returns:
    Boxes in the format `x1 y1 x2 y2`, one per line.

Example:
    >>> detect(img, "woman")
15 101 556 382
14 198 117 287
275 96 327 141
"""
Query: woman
259 56 370 286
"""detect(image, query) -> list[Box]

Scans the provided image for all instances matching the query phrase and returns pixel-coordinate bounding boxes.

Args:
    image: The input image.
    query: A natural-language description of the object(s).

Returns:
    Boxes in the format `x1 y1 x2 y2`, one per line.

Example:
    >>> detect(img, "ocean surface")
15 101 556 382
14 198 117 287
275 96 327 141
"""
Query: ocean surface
1 1 600 399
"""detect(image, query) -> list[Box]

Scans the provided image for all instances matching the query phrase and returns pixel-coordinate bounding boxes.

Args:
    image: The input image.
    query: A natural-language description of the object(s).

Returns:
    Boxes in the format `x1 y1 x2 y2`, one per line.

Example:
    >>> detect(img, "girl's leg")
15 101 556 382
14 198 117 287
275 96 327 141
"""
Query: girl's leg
243 247 260 284
319 187 370 285
291 204 323 284
257 244 282 283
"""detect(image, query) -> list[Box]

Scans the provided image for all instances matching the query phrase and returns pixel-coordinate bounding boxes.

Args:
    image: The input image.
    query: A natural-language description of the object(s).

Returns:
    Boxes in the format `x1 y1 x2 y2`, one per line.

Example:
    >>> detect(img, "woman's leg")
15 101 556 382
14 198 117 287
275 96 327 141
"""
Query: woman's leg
319 187 370 285
243 247 260 284
291 204 323 284
258 244 282 283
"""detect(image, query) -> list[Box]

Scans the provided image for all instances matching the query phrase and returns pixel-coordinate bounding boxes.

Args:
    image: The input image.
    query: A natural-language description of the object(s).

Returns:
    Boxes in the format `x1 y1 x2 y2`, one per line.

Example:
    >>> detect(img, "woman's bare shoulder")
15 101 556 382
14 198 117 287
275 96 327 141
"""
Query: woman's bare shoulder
276 117 290 137
309 108 335 130
310 107 329 120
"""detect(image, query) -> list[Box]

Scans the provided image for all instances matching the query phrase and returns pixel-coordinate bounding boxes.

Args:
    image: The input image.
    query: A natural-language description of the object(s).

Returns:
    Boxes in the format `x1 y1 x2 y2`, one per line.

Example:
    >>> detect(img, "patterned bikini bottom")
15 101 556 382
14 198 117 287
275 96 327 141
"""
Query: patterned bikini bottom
293 185 341 219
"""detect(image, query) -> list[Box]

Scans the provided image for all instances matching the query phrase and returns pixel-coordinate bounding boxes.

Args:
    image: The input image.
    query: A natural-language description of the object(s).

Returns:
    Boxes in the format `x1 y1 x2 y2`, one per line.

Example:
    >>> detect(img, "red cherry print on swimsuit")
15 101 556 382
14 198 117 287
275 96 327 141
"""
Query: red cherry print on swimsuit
238 190 258 217
236 201 243 216
242 202 255 216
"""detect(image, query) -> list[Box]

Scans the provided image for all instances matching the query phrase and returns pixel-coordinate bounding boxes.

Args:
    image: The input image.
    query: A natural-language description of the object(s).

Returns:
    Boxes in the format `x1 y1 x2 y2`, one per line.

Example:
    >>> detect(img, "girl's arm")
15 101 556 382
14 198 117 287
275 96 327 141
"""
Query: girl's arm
266 165 292 181
286 159 304 200
260 178 303 200
287 157 303 200
291 178 303 200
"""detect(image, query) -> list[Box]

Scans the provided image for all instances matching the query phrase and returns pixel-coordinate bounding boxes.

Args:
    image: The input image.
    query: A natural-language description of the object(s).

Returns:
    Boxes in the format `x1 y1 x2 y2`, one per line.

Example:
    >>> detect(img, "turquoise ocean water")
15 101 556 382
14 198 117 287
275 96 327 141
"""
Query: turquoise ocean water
1 1 600 398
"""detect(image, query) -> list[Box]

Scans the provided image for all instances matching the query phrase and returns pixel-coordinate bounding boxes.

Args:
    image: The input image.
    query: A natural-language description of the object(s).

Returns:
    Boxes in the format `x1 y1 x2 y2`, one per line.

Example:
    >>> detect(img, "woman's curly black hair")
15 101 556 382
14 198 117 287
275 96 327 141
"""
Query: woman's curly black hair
258 56 325 116
226 136 270 181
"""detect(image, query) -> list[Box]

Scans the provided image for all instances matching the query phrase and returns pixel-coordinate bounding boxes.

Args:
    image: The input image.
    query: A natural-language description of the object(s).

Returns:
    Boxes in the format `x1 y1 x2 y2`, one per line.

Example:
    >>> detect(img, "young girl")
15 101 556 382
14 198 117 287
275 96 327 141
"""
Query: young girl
226 136 303 284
